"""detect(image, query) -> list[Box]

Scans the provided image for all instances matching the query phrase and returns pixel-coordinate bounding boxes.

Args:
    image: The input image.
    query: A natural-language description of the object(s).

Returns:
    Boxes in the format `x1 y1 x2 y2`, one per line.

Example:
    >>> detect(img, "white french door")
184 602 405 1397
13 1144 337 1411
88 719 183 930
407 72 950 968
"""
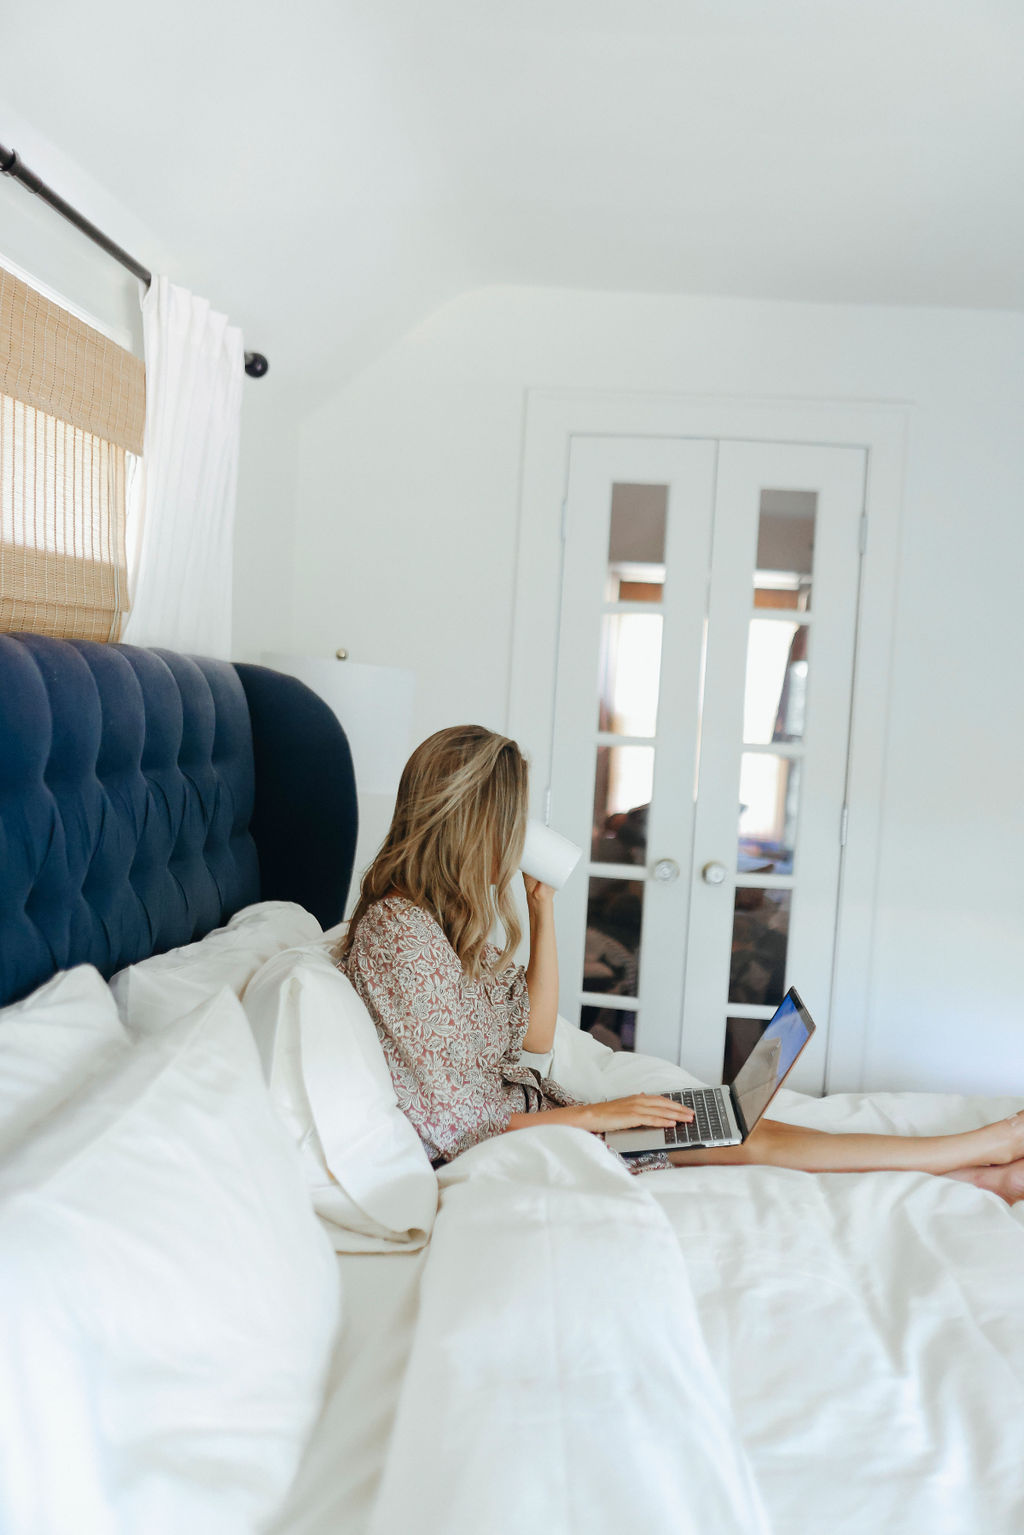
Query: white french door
549 434 866 1094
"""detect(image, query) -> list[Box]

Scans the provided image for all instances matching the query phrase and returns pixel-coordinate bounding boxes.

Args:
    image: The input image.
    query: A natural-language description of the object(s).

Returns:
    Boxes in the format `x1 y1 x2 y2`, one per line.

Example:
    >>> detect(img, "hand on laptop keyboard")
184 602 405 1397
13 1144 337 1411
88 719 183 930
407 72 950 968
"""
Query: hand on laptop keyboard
661 1088 728 1145
570 1095 697 1134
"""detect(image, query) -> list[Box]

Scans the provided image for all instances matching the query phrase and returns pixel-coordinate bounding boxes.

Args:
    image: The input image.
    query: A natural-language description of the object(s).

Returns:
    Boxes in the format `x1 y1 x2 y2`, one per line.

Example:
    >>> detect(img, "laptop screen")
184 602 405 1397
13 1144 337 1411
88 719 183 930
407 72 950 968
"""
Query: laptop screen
731 989 814 1134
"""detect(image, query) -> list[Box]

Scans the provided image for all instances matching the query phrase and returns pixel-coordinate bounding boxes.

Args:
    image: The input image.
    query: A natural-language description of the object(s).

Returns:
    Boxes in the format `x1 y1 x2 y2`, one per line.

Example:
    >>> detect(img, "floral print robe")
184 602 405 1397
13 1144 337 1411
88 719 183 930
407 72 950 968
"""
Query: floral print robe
342 895 668 1175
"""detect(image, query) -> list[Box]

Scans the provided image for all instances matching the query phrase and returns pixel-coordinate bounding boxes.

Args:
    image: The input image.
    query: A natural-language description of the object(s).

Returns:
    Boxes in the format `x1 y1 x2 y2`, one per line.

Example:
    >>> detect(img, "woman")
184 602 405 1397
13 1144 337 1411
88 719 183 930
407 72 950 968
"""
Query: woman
337 725 1024 1202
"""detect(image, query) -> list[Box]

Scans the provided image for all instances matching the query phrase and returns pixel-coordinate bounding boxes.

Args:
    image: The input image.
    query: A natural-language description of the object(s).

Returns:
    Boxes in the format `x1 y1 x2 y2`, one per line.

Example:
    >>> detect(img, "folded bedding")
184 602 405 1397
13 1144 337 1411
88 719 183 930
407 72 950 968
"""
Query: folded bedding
109 899 323 1033
368 1126 770 1535
0 984 341 1535
288 1022 1023 1535
240 943 438 1252
268 1246 429 1535
0 964 128 1158
4 920 1022 1535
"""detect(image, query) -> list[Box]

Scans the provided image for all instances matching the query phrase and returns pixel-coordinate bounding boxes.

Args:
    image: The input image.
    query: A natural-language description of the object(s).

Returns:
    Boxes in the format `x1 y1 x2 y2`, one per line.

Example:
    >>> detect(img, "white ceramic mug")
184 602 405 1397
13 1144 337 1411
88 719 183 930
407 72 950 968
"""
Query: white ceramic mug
520 819 583 890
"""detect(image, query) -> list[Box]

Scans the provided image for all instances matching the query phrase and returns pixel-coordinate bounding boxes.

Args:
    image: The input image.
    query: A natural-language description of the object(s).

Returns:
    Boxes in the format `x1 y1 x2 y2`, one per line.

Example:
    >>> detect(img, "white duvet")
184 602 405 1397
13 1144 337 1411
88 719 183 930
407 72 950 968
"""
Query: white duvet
279 1035 1024 1535
651 1086 1024 1535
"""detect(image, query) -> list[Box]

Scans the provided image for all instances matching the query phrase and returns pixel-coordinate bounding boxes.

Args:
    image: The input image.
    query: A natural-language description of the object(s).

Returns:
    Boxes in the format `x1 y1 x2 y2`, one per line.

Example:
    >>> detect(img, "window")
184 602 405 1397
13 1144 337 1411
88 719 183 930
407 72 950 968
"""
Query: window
0 264 144 640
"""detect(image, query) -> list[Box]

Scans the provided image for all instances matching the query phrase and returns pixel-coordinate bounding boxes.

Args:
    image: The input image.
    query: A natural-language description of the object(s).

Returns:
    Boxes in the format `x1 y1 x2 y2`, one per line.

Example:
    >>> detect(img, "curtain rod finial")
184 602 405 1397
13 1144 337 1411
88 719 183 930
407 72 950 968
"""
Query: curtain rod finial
244 351 268 379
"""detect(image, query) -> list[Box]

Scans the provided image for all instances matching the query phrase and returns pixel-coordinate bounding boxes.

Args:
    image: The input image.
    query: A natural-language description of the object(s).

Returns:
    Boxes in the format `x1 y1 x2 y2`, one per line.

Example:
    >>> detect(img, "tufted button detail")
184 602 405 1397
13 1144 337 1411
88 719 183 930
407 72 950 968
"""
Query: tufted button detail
0 635 260 1007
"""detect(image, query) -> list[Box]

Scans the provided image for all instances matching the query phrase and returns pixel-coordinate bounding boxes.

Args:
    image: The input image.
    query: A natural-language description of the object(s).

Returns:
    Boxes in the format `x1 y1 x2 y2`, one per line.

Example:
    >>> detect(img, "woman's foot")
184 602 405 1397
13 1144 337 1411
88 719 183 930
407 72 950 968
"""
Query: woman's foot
940 1110 1024 1172
923 1110 1024 1177
975 1110 1024 1168
945 1156 1024 1206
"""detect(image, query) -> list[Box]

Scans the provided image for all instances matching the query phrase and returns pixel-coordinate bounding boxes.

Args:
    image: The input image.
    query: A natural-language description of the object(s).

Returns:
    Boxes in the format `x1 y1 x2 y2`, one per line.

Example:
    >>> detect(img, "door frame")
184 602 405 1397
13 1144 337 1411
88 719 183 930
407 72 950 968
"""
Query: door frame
506 389 908 1095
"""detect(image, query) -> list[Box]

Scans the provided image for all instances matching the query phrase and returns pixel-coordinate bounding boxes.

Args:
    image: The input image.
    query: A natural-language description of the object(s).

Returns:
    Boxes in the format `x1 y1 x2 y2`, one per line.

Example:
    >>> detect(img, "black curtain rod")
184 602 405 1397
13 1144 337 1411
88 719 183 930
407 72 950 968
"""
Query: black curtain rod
0 141 268 378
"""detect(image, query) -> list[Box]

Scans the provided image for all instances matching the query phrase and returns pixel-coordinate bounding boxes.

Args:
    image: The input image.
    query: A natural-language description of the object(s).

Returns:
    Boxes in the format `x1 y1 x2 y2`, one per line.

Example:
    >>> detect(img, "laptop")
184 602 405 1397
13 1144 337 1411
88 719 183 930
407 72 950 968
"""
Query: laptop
605 987 816 1155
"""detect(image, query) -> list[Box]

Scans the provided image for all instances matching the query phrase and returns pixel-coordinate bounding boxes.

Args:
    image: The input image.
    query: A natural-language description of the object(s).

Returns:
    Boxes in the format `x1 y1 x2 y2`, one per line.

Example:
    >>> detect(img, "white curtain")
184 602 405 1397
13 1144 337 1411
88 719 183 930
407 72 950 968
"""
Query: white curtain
122 276 243 657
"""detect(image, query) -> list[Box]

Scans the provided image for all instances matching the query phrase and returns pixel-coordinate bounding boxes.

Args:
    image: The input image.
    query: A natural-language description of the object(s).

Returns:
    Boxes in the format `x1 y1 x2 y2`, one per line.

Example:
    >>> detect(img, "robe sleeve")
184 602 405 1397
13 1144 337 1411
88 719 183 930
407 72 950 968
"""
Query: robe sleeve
483 952 531 1061
346 903 522 1161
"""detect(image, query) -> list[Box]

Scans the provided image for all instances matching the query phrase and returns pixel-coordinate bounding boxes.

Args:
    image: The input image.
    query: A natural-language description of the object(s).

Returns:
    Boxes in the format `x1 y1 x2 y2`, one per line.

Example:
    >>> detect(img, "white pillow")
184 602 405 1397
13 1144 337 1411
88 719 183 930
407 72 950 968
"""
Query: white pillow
241 946 437 1253
0 965 128 1159
110 900 322 1034
0 986 340 1535
522 1015 708 1099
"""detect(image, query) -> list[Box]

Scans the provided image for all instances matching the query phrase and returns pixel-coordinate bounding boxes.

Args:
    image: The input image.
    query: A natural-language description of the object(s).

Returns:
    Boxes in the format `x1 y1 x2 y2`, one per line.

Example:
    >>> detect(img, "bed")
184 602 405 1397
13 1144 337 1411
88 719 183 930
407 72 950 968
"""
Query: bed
1 633 1022 1535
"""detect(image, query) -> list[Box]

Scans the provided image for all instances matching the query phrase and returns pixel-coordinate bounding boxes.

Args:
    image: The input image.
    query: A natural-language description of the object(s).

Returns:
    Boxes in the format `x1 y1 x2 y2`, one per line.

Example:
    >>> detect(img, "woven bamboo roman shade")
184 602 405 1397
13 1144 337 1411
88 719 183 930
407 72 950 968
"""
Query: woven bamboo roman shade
0 267 145 641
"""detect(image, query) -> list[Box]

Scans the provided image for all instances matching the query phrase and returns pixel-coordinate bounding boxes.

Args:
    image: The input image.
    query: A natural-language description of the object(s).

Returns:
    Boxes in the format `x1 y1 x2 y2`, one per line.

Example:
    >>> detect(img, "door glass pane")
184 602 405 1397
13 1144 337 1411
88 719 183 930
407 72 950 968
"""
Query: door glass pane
754 489 816 610
753 584 802 612
738 754 800 874
615 579 663 603
607 483 667 595
580 1002 636 1052
723 1016 769 1084
743 620 809 744
584 876 644 1000
597 613 663 736
729 888 790 1006
592 745 653 863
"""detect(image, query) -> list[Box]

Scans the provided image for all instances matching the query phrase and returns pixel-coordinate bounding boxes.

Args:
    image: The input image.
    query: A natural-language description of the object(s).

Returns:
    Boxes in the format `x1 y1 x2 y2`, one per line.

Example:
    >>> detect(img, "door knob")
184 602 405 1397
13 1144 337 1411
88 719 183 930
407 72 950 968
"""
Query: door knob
651 858 680 883
701 861 728 886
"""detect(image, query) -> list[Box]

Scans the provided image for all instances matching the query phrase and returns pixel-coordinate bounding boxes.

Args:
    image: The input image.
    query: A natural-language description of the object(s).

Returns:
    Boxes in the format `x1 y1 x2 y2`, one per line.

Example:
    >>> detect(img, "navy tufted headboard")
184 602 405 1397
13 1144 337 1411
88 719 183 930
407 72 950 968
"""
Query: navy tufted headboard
0 634 358 1008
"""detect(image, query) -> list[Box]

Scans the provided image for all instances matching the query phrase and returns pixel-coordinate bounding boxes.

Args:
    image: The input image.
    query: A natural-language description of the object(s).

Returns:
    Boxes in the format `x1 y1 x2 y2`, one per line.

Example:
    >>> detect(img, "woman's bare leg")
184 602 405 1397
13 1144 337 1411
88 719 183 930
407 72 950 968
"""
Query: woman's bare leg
667 1110 1024 1184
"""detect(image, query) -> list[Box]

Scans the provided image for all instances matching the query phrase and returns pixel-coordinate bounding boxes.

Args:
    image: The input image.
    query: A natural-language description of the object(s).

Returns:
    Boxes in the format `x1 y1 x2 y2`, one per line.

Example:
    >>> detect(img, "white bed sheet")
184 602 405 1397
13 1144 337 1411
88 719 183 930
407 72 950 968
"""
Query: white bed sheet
655 1085 1024 1535
271 1087 1024 1535
269 1247 427 1535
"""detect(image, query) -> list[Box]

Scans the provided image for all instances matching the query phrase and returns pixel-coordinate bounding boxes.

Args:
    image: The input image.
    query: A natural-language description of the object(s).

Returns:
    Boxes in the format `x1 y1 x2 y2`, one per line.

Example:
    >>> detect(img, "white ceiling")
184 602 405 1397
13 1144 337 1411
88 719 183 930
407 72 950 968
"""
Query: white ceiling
2 0 1023 400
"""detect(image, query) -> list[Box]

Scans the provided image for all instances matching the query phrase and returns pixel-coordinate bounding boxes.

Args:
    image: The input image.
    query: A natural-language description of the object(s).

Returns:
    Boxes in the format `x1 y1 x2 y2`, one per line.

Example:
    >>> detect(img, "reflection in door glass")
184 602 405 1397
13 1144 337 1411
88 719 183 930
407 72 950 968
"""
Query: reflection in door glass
580 1003 636 1052
753 489 816 610
597 613 663 736
608 483 667 563
592 745 653 863
743 620 809 744
728 888 790 1006
738 754 801 874
613 579 664 603
583 876 644 1051
607 483 668 600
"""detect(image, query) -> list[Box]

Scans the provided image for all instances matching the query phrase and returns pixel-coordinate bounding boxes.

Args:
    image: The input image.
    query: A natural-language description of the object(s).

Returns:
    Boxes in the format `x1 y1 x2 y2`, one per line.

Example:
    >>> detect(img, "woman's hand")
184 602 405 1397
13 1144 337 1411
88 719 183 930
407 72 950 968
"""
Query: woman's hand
522 873 554 910
568 1095 696 1134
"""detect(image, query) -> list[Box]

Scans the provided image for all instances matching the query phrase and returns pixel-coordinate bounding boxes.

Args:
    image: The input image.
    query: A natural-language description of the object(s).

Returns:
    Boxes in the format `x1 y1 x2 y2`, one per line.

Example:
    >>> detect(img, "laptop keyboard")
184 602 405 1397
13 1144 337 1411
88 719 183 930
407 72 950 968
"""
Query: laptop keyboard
662 1088 731 1145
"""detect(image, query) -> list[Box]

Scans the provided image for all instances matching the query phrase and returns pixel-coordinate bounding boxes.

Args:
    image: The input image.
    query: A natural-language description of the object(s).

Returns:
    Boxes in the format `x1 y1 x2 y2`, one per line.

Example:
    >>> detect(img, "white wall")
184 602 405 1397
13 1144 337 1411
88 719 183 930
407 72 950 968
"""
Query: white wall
0 107 154 350
290 286 1024 1096
1 104 298 666
232 388 300 662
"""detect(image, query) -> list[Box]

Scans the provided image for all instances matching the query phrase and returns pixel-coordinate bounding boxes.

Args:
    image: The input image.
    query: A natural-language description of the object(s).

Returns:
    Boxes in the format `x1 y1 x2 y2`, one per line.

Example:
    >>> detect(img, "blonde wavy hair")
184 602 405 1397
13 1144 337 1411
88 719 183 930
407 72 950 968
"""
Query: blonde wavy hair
334 725 529 980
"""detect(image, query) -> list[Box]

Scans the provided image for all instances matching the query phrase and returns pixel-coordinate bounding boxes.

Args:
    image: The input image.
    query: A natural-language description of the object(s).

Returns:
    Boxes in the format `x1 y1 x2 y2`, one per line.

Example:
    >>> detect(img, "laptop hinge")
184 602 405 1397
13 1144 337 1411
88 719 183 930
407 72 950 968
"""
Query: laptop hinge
728 1085 748 1141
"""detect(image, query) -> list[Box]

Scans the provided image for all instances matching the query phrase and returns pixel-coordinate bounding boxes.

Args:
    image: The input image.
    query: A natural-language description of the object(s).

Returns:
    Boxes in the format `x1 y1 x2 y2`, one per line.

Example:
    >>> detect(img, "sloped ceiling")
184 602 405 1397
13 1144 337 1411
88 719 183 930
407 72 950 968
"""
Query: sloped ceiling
2 0 1023 402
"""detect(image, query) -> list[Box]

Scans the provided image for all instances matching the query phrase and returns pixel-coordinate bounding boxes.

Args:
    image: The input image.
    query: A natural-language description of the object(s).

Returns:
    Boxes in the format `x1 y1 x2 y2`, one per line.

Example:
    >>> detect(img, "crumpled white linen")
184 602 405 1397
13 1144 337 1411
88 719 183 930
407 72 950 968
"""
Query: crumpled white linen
266 1247 428 1535
241 945 438 1253
274 1015 1024 1535
539 1024 1024 1533
366 1125 770 1535
110 901 323 1035
522 1012 707 1098
0 987 341 1535
646 1091 1024 1535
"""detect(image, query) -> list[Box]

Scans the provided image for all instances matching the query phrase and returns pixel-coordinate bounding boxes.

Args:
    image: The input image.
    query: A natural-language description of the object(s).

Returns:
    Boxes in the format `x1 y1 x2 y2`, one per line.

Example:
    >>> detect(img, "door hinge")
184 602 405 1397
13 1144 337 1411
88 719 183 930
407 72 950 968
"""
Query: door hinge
839 805 849 846
560 499 568 542
858 512 868 556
